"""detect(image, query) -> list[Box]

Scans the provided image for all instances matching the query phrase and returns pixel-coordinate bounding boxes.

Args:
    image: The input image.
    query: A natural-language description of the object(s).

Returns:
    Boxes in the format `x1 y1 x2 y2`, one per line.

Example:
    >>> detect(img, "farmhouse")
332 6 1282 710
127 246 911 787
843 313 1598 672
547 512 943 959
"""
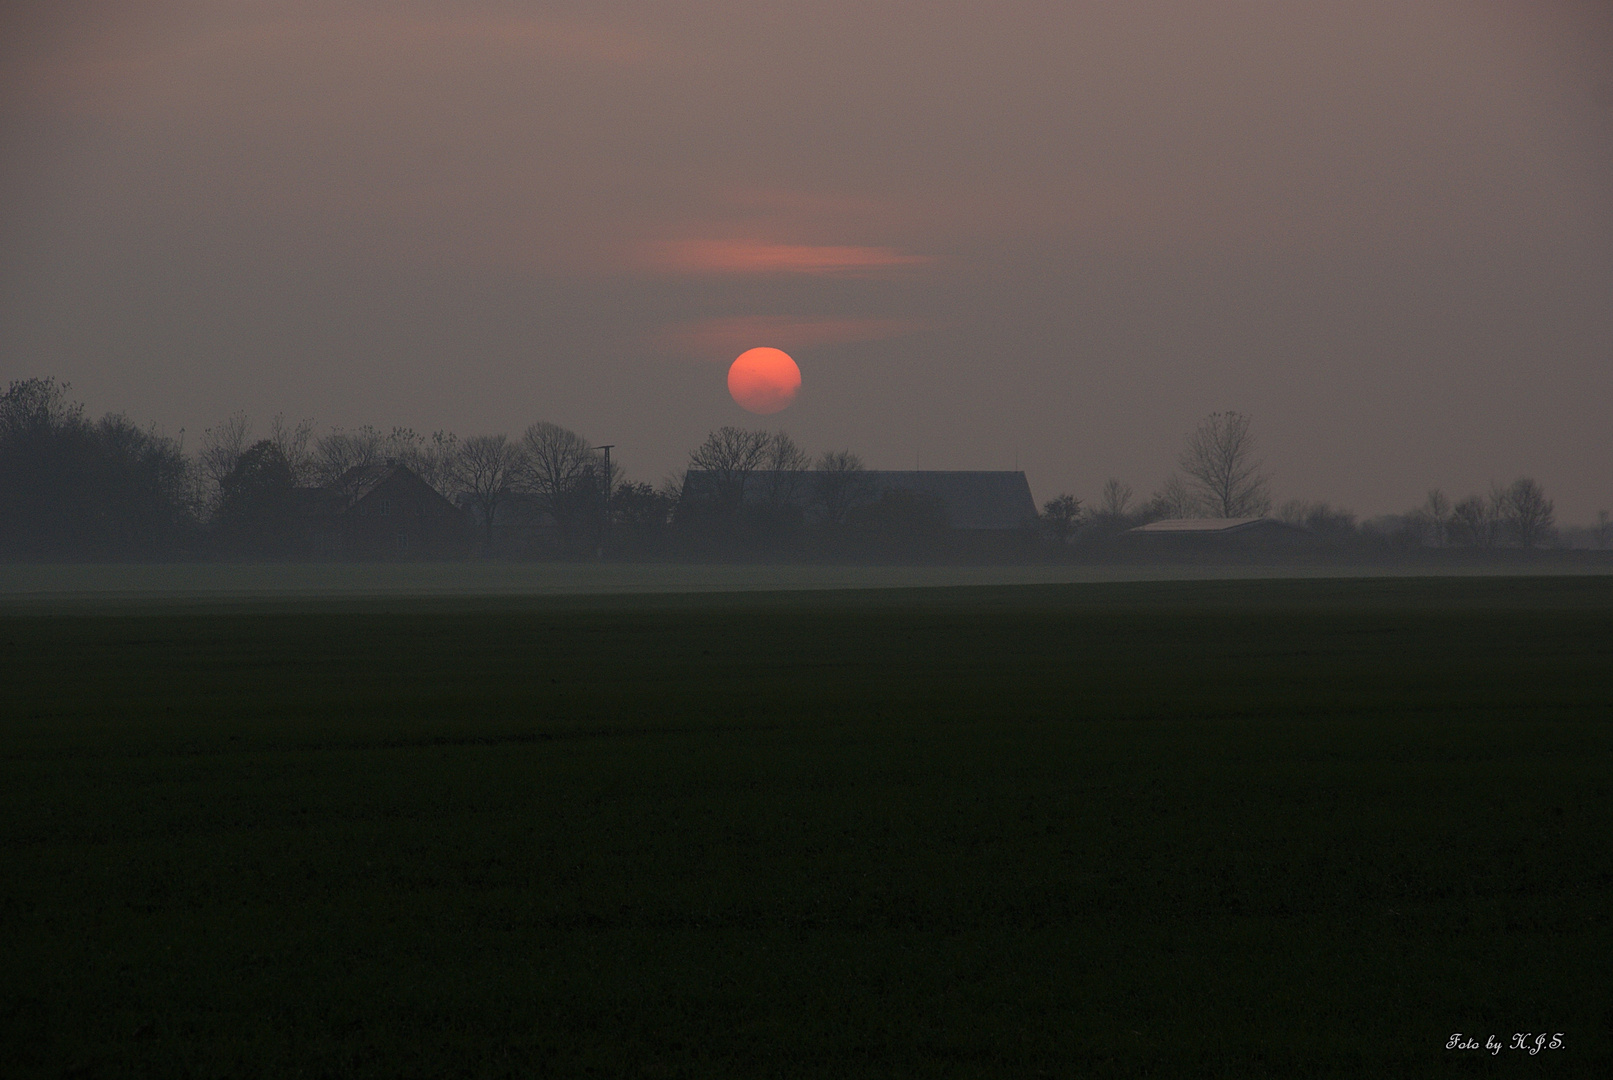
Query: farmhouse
301 462 471 558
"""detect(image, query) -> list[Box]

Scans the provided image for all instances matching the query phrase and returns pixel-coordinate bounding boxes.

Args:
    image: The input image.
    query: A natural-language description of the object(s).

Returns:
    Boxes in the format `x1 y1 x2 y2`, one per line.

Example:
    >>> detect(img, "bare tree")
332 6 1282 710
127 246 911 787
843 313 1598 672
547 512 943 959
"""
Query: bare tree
198 411 252 517
1098 478 1133 518
448 434 527 551
756 431 811 512
521 421 601 545
312 426 390 490
658 468 688 504
1420 489 1451 547
1278 500 1356 539
1450 492 1500 547
311 425 458 495
812 450 874 526
521 422 597 498
1178 411 1270 518
1598 510 1610 550
688 426 772 512
1082 478 1136 537
1500 477 1554 549
1041 493 1083 545
268 414 316 486
392 430 459 493
1148 473 1198 520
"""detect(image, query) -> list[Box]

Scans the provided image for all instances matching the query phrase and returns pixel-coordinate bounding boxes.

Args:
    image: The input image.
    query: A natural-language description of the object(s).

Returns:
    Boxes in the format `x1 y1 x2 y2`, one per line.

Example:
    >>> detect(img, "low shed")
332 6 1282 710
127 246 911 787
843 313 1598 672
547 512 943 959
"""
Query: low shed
1123 517 1311 544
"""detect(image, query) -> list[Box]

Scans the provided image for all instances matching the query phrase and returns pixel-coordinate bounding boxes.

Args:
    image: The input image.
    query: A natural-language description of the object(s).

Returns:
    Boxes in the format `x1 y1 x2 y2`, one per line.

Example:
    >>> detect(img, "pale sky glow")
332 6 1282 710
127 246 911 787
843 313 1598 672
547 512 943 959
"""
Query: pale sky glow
2 1 1609 517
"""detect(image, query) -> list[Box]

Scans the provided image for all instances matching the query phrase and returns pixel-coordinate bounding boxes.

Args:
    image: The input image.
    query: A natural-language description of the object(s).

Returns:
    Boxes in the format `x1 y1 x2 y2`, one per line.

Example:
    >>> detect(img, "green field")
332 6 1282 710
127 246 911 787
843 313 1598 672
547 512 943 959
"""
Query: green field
3 576 1611 1077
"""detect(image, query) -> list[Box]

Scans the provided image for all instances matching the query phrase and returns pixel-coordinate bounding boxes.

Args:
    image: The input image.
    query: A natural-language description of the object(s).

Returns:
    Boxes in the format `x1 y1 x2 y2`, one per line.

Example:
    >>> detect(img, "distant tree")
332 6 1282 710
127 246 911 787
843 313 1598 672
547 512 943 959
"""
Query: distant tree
1040 493 1083 545
91 413 197 549
687 426 772 513
216 440 298 551
448 434 527 551
268 414 316 485
1358 512 1425 549
1148 473 1198 520
1276 499 1306 526
1099 478 1133 518
1598 509 1610 550
1081 478 1138 538
754 432 811 517
521 421 601 549
0 376 82 438
1 378 194 556
1278 499 1356 540
812 450 874 526
610 481 675 529
393 430 459 494
521 422 598 501
658 469 688 506
312 425 458 498
1450 492 1500 548
312 426 390 490
1419 489 1451 547
198 411 252 517
1500 477 1554 549
1178 411 1270 518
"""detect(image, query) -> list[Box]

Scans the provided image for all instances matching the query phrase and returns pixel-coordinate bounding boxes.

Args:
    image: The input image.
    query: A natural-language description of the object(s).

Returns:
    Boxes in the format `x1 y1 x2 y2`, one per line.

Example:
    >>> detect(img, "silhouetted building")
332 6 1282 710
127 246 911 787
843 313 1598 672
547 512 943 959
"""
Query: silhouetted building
301 462 471 558
678 470 1038 531
1123 517 1310 546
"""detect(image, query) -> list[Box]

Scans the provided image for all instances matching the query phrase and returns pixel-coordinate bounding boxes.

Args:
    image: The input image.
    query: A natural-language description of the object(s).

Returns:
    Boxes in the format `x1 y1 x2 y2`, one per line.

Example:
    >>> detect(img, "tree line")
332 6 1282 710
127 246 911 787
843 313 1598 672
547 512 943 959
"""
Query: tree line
0 378 927 559
1036 411 1585 550
2 378 1597 559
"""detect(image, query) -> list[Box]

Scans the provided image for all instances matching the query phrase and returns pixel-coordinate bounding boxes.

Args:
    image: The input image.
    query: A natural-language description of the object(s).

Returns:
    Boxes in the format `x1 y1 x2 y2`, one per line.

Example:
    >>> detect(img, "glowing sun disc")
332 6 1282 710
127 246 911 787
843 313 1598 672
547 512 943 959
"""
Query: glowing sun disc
727 347 801 415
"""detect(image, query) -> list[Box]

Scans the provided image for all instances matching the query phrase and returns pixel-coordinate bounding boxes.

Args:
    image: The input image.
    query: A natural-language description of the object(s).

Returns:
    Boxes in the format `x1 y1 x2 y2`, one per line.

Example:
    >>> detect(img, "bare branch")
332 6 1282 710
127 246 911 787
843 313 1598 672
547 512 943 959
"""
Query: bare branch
1177 411 1270 518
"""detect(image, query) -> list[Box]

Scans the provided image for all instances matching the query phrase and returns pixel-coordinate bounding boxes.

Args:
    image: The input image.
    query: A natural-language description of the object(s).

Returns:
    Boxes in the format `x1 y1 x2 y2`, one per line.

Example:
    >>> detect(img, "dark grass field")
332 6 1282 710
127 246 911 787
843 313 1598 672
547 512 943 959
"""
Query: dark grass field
3 575 1611 1077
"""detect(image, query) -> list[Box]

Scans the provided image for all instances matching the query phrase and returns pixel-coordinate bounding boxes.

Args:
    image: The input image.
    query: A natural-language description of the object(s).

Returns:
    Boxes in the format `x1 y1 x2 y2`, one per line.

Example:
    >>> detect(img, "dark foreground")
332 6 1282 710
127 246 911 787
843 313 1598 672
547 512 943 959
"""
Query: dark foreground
3 577 1611 1077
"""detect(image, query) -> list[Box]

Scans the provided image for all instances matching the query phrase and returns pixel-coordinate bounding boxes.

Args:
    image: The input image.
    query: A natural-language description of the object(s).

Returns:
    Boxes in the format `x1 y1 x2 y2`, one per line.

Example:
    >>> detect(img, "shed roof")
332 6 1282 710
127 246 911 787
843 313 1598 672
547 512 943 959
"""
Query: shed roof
1126 517 1305 535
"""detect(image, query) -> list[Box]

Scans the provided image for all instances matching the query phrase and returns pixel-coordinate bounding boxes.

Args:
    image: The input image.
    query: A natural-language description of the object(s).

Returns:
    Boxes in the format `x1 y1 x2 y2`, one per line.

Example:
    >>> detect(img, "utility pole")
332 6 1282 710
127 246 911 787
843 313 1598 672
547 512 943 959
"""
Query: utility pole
593 445 614 559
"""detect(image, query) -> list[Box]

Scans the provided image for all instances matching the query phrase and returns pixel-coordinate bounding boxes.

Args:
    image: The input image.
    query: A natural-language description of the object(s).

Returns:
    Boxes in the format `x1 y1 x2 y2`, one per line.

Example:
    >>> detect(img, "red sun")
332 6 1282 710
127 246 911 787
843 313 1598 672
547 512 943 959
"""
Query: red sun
727 347 801 415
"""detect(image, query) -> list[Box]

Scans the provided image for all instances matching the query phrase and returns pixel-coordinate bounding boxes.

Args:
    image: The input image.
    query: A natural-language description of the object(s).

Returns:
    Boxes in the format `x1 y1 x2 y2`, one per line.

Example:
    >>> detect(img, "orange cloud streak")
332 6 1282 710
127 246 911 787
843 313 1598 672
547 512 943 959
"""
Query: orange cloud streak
639 240 930 276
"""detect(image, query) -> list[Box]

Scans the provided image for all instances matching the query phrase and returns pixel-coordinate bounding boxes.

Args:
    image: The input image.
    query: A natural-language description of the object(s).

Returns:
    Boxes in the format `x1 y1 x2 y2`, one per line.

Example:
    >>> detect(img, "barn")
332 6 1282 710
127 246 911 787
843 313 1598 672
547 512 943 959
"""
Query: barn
301 462 471 558
678 469 1039 531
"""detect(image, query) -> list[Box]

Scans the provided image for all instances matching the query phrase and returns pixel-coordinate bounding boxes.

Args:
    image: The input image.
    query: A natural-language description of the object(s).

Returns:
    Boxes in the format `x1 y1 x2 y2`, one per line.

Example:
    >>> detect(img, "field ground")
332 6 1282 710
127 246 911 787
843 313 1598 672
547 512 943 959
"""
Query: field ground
3 575 1611 1077
4 555 1613 605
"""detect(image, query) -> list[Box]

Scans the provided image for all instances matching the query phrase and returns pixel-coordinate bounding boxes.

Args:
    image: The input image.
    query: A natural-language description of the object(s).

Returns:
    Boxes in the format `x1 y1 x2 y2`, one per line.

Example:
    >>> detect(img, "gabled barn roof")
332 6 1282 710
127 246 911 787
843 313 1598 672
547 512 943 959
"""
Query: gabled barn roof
330 463 403 502
298 462 459 517
863 471 1038 530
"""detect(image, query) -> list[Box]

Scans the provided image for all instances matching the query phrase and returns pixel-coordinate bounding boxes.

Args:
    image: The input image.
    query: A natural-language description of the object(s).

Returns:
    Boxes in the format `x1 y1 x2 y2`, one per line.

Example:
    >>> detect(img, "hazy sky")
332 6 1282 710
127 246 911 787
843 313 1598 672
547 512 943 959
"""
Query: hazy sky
3 1 1610 518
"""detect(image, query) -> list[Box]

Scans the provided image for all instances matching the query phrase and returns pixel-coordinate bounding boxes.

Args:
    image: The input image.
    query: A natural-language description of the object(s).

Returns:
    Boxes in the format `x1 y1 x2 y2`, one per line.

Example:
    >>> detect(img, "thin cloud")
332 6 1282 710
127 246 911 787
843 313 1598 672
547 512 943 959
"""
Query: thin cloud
2 10 655 121
638 240 931 277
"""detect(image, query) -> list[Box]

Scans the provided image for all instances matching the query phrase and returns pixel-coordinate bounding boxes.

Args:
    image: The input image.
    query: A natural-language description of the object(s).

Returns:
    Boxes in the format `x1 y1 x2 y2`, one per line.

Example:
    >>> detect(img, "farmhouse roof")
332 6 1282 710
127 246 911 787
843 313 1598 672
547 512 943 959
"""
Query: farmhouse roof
863 471 1038 530
297 462 459 517
330 463 403 502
